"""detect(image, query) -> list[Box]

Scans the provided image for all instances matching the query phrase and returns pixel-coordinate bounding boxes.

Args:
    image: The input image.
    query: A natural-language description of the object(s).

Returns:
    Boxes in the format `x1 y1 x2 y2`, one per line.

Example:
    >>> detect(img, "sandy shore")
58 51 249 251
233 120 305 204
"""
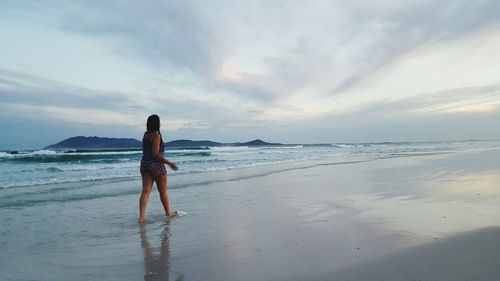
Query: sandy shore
1 148 500 280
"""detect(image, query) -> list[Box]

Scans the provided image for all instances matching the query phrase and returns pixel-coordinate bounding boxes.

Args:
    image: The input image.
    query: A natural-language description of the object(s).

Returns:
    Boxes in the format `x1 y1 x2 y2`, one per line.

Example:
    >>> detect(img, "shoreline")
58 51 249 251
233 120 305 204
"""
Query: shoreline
4 140 496 190
1 155 375 209
1 148 500 280
312 226 500 281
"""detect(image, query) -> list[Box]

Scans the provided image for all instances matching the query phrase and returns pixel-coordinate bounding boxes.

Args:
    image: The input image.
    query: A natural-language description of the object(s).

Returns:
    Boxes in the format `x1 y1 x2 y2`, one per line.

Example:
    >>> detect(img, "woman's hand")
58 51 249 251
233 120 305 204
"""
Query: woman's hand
168 162 178 171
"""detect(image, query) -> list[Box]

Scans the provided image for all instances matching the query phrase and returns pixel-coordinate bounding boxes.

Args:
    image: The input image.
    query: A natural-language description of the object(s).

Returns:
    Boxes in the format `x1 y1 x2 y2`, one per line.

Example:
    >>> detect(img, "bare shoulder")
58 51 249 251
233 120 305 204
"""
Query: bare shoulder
144 131 159 141
151 132 160 142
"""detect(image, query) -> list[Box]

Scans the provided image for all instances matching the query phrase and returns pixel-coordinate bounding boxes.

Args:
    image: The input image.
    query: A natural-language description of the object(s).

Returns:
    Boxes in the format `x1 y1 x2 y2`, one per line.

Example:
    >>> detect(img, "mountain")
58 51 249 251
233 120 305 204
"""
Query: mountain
234 139 283 146
44 136 283 150
165 139 223 147
44 136 141 150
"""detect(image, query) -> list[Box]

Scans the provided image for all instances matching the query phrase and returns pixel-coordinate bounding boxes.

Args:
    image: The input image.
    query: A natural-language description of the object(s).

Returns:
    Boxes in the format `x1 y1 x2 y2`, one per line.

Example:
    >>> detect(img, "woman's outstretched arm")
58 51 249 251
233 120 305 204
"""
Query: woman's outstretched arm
152 133 178 170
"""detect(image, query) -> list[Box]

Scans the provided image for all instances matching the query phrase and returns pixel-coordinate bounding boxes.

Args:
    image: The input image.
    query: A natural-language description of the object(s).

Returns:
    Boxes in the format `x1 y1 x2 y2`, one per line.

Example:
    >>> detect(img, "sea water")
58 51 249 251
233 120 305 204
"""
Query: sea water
1 140 500 281
0 140 498 209
0 140 498 190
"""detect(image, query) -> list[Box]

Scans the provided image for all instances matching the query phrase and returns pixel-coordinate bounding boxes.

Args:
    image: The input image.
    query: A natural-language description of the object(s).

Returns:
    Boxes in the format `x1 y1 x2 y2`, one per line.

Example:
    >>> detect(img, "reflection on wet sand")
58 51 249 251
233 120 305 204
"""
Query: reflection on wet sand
140 221 183 281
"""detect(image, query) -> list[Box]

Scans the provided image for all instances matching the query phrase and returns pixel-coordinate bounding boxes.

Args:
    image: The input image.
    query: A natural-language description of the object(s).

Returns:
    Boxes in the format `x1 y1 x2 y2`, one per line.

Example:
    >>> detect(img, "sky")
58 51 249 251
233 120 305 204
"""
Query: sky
1 0 500 149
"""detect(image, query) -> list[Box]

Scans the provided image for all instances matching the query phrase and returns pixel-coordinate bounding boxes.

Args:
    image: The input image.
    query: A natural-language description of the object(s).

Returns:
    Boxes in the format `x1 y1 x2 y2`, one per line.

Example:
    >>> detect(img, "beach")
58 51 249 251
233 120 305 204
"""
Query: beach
1 147 500 280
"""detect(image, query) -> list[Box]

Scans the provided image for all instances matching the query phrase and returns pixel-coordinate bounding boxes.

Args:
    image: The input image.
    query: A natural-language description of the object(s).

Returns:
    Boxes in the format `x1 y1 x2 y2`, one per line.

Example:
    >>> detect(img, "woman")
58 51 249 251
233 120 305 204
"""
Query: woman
139 114 178 223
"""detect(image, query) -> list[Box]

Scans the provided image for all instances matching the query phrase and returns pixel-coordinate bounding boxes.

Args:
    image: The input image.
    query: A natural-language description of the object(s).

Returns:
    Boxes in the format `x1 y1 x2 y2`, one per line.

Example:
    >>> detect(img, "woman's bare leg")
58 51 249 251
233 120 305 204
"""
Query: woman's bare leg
139 173 154 223
155 174 177 217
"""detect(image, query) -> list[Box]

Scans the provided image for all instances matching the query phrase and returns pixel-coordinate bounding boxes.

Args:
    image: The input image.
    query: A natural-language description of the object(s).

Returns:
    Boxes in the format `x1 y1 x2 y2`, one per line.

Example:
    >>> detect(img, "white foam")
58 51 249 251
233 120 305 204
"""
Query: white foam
69 151 141 156
0 173 140 189
1 150 60 159
32 150 58 155
211 146 250 151
0 152 12 158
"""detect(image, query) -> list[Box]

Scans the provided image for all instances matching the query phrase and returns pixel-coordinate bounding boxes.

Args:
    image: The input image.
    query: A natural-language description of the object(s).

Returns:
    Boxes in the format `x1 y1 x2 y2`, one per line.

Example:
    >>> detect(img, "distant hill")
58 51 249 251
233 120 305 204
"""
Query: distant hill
234 139 283 146
166 139 223 147
44 136 141 150
45 136 283 150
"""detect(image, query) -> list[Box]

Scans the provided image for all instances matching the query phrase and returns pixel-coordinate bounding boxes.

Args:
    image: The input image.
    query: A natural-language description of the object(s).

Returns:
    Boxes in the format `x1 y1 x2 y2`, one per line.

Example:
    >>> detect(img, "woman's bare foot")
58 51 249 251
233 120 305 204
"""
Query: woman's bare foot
167 211 178 217
138 218 146 224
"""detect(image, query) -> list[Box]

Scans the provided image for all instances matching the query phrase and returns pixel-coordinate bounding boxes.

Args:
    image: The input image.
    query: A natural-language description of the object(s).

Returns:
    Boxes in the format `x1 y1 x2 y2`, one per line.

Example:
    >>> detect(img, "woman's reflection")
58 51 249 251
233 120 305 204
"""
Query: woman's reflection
140 221 183 281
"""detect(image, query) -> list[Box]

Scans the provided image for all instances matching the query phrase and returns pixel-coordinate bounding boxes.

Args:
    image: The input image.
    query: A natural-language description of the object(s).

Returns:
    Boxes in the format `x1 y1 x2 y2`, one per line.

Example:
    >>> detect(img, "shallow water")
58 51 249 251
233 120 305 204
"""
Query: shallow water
1 140 496 189
1 147 500 280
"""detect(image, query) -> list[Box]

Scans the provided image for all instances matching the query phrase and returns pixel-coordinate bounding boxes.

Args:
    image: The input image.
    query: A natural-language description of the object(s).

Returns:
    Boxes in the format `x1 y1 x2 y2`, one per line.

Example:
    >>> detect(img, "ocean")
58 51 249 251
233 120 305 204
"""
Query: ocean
2 140 500 281
0 140 498 209
1 140 497 190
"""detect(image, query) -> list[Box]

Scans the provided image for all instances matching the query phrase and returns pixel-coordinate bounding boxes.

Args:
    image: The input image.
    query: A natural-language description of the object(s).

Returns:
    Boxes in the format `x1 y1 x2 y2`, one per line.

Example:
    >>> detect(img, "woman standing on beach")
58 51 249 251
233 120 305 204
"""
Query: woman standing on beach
139 114 178 223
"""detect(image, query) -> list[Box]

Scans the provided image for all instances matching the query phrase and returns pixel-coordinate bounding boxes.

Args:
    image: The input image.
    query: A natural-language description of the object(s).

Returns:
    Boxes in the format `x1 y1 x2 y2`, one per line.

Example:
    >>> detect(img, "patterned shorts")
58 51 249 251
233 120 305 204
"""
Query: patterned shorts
140 161 166 178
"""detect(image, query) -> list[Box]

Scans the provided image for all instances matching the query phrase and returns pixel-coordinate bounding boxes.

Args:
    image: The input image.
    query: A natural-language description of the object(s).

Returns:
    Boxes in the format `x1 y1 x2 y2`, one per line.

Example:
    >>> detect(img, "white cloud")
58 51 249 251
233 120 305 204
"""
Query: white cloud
1 0 500 147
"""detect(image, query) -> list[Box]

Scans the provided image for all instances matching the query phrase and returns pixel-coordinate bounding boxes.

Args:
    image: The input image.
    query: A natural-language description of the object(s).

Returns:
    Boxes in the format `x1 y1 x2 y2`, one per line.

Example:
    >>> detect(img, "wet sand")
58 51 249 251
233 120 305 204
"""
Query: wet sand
1 148 500 280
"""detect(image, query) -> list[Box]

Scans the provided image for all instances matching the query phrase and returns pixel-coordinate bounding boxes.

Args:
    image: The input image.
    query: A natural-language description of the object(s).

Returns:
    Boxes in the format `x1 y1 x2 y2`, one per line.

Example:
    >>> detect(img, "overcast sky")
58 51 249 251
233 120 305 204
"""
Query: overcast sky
1 0 499 149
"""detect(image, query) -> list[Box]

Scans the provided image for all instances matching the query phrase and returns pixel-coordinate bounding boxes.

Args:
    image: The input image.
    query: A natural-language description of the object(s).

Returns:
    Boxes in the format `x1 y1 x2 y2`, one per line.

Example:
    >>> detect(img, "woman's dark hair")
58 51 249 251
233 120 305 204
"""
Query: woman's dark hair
146 114 160 133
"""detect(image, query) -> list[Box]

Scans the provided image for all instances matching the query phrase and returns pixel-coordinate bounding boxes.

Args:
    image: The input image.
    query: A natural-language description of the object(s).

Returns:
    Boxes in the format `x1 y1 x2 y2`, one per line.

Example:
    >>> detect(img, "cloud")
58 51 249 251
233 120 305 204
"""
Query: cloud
326 0 500 94
1 1 224 76
0 69 133 109
318 84 500 122
6 0 499 98
4 1 500 99
0 69 200 131
303 84 500 141
1 0 500 146
0 68 263 133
